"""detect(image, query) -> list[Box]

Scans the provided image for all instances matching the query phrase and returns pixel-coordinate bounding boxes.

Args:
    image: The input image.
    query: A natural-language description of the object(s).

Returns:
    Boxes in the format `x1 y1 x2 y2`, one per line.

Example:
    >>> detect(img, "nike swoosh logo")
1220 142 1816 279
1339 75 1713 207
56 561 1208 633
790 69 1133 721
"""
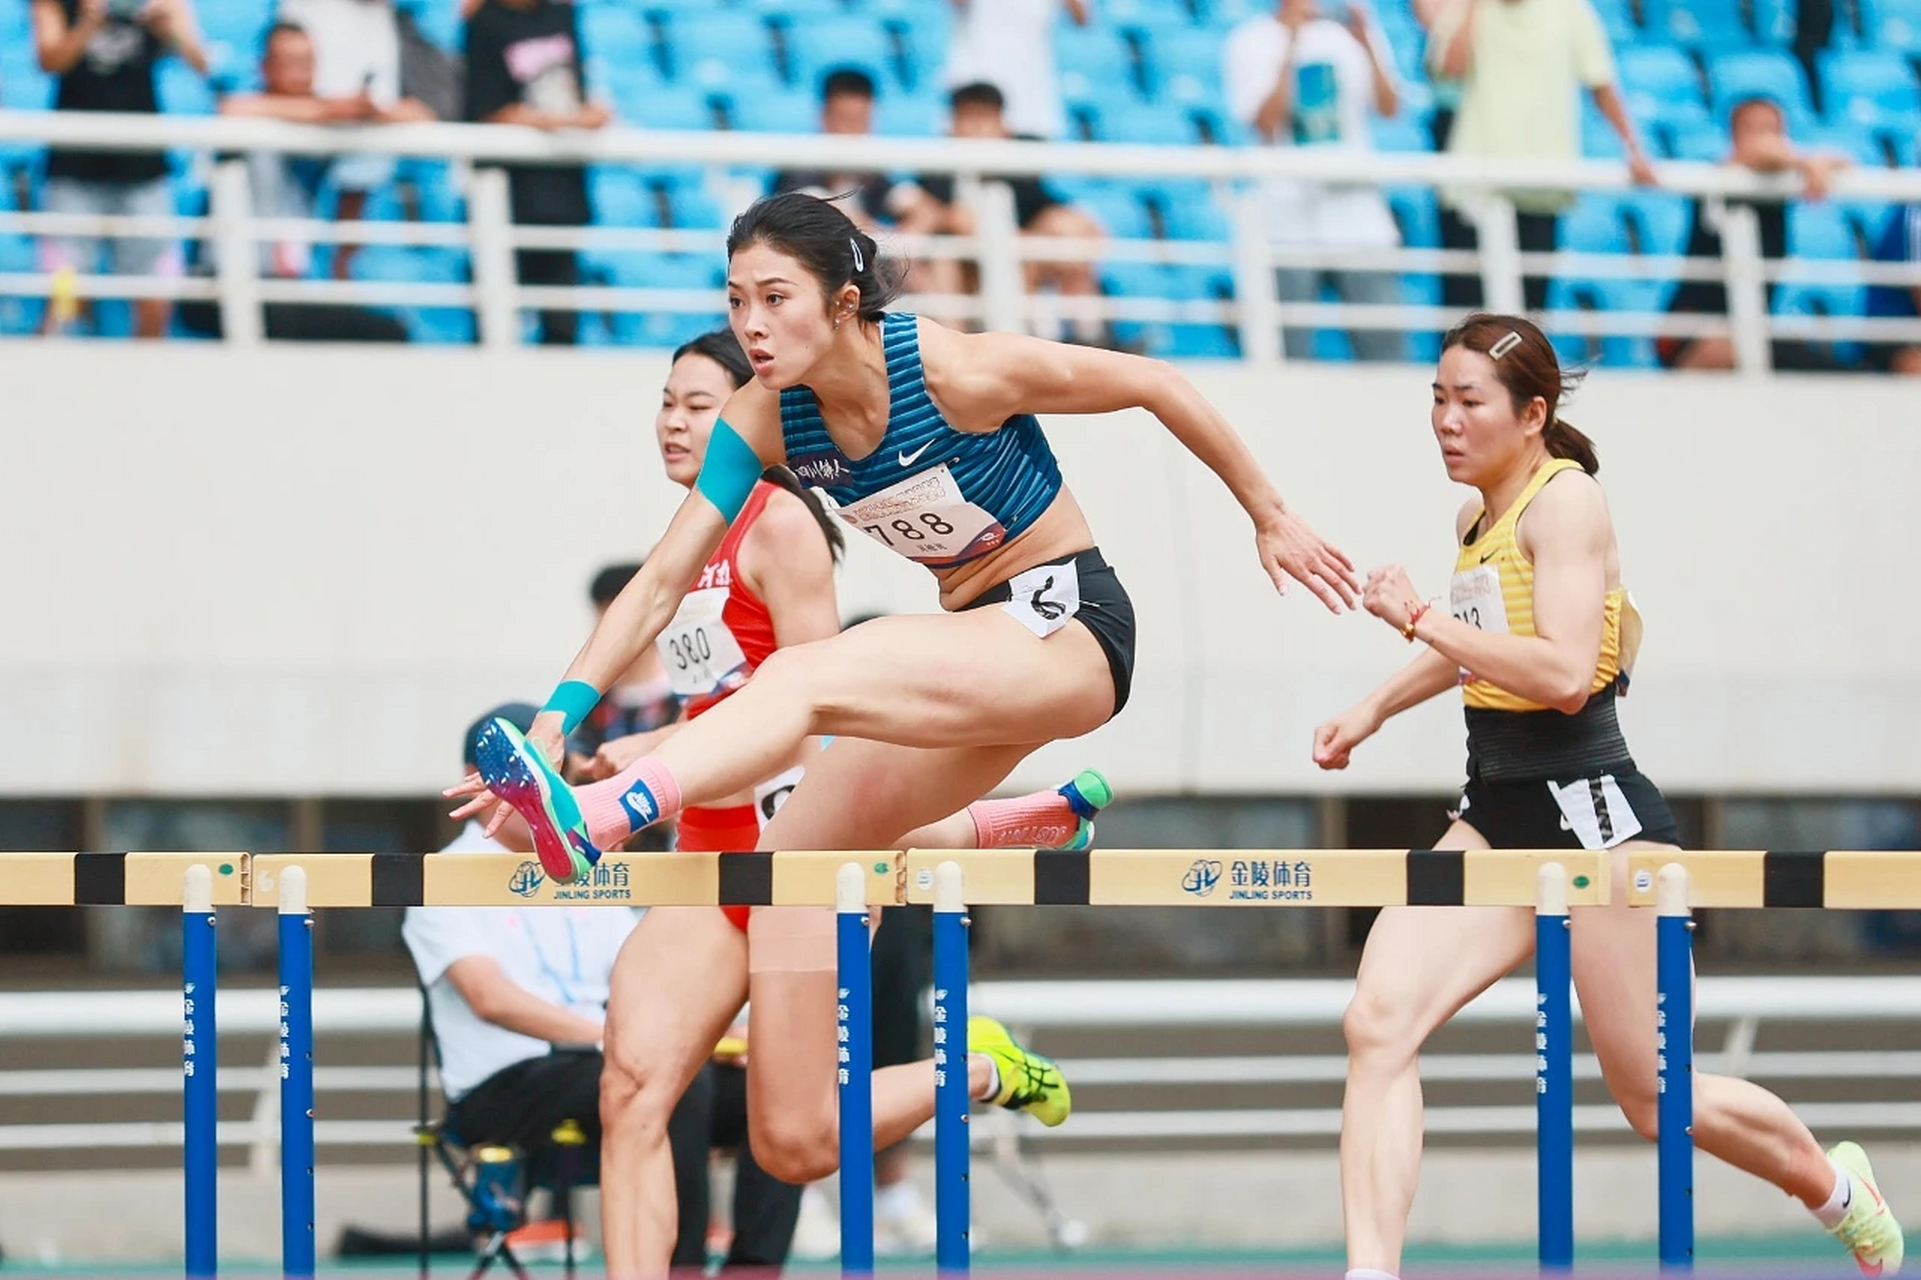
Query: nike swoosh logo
1480 549 1498 564
898 439 937 467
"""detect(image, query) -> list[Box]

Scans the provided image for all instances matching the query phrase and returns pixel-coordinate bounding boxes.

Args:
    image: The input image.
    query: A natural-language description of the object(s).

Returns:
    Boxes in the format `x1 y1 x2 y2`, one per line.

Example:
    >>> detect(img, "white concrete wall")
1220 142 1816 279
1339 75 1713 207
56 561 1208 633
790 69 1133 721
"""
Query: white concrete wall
5 342 1916 797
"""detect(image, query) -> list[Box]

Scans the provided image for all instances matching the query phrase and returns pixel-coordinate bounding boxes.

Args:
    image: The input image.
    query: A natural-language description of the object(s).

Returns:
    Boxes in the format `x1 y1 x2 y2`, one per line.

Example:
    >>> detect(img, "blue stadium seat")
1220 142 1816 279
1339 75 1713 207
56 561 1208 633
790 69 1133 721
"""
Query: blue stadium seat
157 60 215 116
1648 0 1756 47
1668 120 1732 161
1076 186 1155 241
781 14 902 96
1619 191 1693 256
876 91 944 136
1753 0 1800 44
588 250 725 348
1372 112 1433 153
626 86 719 131
1141 180 1229 240
1774 205 1866 362
1195 0 1265 31
1618 46 1708 126
874 2 952 83
1089 101 1204 144
580 7 651 67
664 11 779 87
0 54 52 111
726 87 818 132
0 162 35 335
1818 49 1921 129
590 167 659 227
1131 22 1224 100
1863 0 1921 52
1707 48 1815 130
1588 0 1641 45
1159 264 1240 357
1101 0 1197 29
1056 26 1142 102
349 244 476 345
396 0 461 53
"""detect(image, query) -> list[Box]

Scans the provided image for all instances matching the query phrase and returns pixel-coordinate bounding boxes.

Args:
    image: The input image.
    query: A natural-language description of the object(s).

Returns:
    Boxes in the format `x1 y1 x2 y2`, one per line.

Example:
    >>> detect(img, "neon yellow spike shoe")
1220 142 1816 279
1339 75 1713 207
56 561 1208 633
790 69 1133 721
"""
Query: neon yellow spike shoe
967 1015 1070 1128
1830 1141 1905 1276
1050 768 1113 852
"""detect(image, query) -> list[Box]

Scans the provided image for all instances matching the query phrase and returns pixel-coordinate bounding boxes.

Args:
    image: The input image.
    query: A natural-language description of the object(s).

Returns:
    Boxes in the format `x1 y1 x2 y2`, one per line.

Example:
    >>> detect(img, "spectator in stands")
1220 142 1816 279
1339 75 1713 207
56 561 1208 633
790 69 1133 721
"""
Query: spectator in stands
277 0 417 279
775 69 943 238
178 22 421 342
917 82 1109 343
943 0 1086 141
32 0 209 339
1224 0 1406 361
405 702 800 1268
1865 201 1921 375
1423 0 1654 313
1658 97 1852 372
464 0 608 346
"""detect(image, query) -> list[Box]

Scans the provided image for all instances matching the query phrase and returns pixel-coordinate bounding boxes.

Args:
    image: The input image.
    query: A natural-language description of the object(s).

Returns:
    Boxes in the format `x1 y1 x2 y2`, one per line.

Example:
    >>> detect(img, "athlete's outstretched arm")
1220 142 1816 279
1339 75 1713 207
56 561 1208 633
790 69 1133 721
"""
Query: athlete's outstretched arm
938 328 1359 611
1365 474 1611 714
448 387 784 820
1313 646 1459 770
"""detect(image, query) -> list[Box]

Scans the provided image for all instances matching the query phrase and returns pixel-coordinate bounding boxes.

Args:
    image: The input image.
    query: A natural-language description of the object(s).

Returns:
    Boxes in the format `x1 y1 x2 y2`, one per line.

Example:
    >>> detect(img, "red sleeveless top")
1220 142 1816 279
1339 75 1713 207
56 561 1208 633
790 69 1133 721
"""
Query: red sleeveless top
656 481 781 720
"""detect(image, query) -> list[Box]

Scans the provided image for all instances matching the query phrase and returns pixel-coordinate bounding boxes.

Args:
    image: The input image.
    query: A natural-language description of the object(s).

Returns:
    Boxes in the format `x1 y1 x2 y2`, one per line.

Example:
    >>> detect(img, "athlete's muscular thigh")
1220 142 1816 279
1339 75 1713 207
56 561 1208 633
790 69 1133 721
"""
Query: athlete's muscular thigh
757 738 1036 852
778 607 1114 749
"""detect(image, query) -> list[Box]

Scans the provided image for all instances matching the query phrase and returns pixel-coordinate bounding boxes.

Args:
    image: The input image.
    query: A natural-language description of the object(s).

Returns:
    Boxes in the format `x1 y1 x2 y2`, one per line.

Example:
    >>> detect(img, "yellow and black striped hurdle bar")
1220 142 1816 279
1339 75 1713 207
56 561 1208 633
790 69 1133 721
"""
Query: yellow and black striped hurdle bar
15 847 1921 1278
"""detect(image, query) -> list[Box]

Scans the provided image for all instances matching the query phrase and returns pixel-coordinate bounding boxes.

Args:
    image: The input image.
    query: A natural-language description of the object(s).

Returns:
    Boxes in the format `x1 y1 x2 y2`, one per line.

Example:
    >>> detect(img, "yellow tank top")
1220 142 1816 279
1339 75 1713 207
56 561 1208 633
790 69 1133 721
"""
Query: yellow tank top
1451 457 1638 712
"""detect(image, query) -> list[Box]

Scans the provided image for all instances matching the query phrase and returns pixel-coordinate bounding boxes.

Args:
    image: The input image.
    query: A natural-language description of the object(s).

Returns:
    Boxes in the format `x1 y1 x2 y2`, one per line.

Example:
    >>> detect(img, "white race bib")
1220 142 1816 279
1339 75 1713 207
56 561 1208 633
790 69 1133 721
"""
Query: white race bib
1546 776 1645 850
828 464 1007 565
1002 560 1082 638
1449 563 1509 686
657 587 749 700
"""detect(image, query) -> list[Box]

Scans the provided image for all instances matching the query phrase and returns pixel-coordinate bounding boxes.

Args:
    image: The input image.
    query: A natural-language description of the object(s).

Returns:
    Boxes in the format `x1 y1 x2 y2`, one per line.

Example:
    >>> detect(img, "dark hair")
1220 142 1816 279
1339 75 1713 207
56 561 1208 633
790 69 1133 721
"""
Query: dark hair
263 20 307 53
949 81 1005 113
667 326 846 563
1441 313 1598 475
725 191 900 324
820 67 876 104
590 562 643 607
671 328 751 386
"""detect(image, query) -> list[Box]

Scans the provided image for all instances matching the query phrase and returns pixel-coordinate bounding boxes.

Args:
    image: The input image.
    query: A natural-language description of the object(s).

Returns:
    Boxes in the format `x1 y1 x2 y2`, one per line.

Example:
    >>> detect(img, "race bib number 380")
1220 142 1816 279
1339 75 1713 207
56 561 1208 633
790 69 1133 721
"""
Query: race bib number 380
657 588 749 699
829 464 1007 565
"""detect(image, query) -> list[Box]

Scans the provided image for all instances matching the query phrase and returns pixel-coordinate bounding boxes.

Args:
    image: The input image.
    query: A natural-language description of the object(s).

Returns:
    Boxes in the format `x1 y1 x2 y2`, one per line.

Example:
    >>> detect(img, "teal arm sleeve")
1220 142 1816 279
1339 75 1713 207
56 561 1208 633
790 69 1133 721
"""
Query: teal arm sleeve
694 418 764 523
543 680 601 735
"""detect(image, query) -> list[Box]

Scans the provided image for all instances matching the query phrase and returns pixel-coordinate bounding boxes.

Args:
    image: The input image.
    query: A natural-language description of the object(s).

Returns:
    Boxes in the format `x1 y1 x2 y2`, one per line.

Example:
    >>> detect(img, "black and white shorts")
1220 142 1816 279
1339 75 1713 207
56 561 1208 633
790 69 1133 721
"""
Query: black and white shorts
960 547 1137 717
1455 768 1681 850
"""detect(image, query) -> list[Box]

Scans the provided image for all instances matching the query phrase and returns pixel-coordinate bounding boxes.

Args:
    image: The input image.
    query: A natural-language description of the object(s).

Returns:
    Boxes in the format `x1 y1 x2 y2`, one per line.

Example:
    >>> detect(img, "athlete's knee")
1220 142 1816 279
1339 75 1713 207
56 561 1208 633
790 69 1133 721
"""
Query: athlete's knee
1613 1080 1662 1142
1342 986 1426 1070
748 1107 838 1185
598 1044 679 1142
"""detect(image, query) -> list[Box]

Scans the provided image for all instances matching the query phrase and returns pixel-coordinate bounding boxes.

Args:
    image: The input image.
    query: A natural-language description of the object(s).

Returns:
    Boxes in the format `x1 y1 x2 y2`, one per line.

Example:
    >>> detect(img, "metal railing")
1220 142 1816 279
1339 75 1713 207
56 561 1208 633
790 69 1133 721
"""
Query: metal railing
2 109 1919 369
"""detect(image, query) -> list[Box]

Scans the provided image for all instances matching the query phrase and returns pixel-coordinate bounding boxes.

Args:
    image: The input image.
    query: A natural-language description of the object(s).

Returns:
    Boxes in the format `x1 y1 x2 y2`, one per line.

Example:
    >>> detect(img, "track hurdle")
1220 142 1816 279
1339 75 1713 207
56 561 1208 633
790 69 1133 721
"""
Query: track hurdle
5 846 1610 1275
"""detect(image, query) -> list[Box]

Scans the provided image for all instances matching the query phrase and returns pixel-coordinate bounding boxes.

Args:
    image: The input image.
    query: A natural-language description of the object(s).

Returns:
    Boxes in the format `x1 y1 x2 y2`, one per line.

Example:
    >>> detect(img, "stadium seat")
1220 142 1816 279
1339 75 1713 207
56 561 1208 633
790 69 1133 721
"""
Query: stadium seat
588 250 726 348
1818 49 1921 129
1101 0 1197 30
1774 204 1867 363
781 14 902 96
1588 0 1641 45
1753 0 1800 43
1864 0 1921 52
1056 26 1144 102
1075 186 1155 241
725 87 818 133
1648 0 1756 47
1618 46 1709 127
1090 102 1205 144
1707 48 1816 130
580 7 651 68
1144 180 1230 241
589 167 658 228
0 54 51 112
627 86 720 132
1619 191 1693 256
875 91 944 136
663 11 778 87
1131 23 1225 100
874 3 953 85
363 244 475 346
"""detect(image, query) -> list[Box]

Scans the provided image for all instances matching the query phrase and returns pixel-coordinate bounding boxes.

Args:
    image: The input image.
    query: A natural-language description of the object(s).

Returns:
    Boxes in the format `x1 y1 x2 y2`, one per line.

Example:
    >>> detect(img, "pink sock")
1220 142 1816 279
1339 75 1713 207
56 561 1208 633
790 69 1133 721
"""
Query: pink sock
968 790 1082 849
578 756 683 849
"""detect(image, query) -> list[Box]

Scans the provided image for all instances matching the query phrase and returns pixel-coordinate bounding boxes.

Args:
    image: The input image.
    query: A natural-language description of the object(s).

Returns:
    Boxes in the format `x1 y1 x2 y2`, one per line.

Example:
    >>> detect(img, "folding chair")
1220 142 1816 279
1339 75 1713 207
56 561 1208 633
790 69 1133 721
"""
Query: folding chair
413 989 596 1280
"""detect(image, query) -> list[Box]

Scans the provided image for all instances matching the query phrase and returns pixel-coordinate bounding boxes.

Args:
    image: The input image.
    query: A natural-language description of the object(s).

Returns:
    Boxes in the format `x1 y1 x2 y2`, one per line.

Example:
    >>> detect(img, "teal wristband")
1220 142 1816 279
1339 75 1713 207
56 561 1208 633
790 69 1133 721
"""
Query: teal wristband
543 680 601 735
694 418 763 523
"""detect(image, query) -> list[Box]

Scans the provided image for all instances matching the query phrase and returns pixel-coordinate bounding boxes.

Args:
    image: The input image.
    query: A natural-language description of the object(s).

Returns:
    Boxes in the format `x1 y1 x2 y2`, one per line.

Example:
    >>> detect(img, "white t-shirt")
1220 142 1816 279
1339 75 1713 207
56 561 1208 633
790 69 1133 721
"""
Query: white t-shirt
944 0 1066 139
277 0 402 106
401 824 640 1100
1223 15 1401 250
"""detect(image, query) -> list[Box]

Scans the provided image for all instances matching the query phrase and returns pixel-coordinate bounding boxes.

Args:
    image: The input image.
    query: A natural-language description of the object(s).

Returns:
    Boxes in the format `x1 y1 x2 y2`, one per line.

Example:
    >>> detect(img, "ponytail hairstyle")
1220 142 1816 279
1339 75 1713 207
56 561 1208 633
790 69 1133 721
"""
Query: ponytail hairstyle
670 327 846 564
1441 313 1598 475
724 191 903 325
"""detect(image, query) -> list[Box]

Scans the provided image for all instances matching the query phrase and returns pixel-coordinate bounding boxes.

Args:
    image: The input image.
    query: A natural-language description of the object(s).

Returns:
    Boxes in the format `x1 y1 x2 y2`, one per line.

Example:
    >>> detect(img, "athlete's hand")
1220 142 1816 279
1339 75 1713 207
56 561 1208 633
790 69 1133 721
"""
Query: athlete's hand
1257 510 1360 612
1313 702 1382 770
590 729 668 781
443 725 566 836
1362 564 1424 633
